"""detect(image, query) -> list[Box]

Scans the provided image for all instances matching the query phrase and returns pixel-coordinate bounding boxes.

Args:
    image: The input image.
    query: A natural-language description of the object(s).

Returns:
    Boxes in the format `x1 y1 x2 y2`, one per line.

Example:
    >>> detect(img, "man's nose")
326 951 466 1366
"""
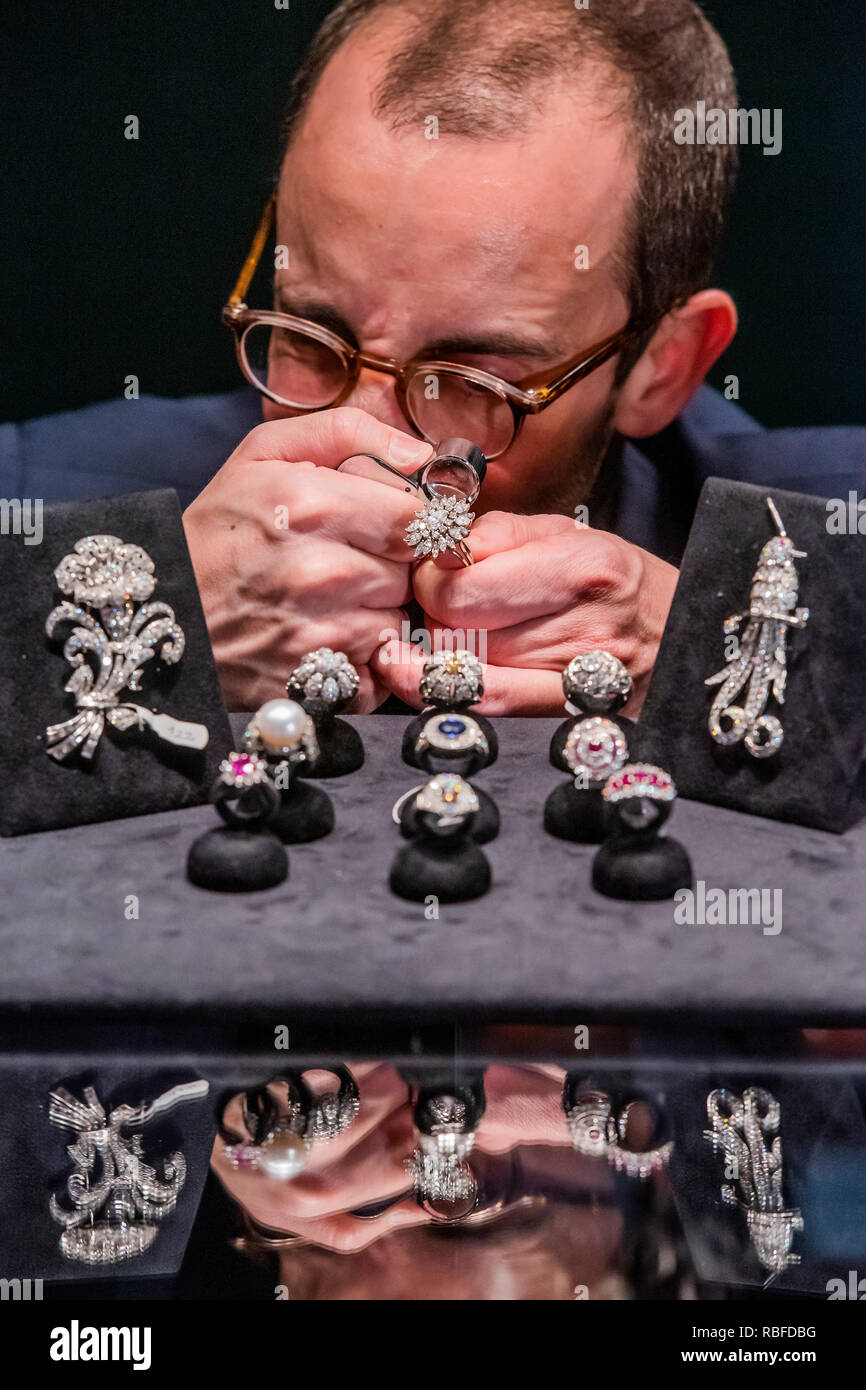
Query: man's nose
342 365 411 434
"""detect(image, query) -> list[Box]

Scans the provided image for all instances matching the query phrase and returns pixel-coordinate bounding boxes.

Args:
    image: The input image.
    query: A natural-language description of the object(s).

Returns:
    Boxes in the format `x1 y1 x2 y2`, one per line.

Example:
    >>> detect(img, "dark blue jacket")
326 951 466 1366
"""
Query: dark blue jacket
1 386 862 564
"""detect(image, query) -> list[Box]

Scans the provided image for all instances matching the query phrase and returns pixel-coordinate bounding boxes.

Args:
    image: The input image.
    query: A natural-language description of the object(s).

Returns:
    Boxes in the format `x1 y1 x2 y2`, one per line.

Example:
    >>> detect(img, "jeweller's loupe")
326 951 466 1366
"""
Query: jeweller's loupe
338 437 486 504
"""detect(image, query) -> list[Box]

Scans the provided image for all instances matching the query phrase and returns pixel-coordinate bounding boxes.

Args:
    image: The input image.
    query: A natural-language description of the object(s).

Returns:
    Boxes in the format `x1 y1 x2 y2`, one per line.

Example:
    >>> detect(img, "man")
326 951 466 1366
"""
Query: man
5 0 863 713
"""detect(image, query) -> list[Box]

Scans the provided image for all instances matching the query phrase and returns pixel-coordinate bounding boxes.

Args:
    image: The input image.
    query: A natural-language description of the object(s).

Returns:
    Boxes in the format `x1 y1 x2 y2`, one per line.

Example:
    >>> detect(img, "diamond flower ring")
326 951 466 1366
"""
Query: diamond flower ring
404 495 475 565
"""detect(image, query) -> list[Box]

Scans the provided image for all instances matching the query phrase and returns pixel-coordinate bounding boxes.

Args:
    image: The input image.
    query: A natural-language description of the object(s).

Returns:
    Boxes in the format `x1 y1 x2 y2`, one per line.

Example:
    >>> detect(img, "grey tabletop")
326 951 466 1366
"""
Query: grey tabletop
1 716 864 1025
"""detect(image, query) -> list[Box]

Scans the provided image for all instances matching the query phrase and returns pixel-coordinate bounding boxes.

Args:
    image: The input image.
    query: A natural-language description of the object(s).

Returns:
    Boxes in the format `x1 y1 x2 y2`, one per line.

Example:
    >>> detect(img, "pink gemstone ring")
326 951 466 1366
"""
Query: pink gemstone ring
212 749 279 828
602 762 676 834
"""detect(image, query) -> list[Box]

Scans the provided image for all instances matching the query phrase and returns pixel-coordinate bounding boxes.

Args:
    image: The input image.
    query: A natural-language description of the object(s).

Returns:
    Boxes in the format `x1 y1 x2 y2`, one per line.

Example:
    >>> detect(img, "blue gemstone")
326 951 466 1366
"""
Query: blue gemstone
437 717 466 739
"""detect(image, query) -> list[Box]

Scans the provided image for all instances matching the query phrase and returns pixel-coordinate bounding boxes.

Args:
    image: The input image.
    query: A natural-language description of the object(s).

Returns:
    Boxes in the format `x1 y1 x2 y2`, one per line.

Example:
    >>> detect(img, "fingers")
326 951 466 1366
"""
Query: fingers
474 1065 575 1154
414 527 623 630
369 638 429 709
460 511 578 563
422 511 577 574
372 638 564 714
268 1197 428 1255
237 406 434 472
211 1095 417 1235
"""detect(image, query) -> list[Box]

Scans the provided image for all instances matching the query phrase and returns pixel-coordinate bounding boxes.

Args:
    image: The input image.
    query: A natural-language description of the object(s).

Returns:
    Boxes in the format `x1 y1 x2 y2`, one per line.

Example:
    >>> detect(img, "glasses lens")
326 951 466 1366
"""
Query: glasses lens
241 322 348 408
405 369 515 458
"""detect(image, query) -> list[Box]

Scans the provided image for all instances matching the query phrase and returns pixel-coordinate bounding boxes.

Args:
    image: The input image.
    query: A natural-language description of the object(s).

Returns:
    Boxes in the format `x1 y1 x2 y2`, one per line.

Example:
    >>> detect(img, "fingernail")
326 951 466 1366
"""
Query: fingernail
388 435 434 467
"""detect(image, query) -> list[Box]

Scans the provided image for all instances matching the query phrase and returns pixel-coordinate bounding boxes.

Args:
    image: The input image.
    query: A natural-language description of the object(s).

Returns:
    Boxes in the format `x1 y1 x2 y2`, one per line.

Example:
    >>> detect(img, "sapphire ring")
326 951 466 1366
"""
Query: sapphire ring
414 712 490 773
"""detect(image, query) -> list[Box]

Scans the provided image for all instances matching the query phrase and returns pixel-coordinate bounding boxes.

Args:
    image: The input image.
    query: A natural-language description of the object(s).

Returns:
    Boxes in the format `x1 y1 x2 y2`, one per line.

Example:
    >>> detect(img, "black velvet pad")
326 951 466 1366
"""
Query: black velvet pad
399 783 500 844
390 835 491 903
270 781 335 843
639 479 866 832
187 826 289 893
0 489 232 835
401 709 499 770
6 716 866 1025
543 781 608 843
295 706 364 779
592 832 693 901
549 714 635 773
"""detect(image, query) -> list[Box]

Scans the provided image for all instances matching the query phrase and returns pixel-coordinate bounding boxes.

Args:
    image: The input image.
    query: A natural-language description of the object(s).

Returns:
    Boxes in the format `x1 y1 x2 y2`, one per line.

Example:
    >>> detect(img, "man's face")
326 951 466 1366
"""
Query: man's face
271 24 636 516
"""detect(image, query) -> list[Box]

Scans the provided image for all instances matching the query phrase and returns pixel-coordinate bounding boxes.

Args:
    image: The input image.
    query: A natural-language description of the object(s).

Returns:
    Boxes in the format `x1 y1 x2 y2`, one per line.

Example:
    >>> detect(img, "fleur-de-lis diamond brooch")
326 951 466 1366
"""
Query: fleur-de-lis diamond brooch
44 533 209 761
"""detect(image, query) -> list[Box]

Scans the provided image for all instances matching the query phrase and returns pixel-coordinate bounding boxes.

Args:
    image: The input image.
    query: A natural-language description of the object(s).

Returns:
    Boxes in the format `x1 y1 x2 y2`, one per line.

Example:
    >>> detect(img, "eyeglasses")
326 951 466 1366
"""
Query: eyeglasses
223 197 659 460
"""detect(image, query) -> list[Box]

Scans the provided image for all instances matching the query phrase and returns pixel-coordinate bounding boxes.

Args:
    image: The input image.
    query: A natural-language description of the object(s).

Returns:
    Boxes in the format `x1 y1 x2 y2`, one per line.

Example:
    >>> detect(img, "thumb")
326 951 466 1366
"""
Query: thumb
238 406 434 472
370 638 429 709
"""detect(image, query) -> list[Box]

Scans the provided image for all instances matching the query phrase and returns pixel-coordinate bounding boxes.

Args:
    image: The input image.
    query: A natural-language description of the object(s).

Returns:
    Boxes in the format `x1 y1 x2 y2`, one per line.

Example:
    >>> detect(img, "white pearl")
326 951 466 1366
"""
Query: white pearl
255 698 306 752
258 1130 307 1180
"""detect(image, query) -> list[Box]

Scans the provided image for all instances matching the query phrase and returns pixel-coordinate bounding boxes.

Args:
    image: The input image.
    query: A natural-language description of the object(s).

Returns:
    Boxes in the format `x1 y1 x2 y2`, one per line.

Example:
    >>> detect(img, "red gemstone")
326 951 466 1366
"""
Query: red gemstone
230 754 253 776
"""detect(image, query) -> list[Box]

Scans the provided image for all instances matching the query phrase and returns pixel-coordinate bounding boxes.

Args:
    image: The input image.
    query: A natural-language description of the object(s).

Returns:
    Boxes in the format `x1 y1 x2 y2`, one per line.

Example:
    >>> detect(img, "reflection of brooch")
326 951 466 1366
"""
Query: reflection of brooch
703 1086 803 1275
48 1080 208 1265
44 534 209 760
404 496 474 565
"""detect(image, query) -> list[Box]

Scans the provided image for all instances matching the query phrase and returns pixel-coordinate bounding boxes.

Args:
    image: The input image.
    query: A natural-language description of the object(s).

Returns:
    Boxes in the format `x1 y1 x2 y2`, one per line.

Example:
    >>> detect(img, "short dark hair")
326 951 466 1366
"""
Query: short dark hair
279 0 738 348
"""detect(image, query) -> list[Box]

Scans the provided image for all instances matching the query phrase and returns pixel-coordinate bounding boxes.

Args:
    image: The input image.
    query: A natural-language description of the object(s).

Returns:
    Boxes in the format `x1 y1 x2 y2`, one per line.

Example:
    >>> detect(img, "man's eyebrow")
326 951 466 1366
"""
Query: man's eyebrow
421 332 562 362
274 289 563 362
273 290 359 345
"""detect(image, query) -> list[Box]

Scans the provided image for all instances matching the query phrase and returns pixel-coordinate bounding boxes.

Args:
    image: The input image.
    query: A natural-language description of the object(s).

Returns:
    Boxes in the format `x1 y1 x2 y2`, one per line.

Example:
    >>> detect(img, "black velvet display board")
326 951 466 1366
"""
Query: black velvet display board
0 489 232 835
639 479 866 832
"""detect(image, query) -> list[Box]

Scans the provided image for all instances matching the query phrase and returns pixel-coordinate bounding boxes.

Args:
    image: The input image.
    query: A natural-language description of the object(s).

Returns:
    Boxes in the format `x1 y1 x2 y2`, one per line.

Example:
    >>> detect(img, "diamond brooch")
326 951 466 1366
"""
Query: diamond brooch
44 533 209 761
705 497 809 759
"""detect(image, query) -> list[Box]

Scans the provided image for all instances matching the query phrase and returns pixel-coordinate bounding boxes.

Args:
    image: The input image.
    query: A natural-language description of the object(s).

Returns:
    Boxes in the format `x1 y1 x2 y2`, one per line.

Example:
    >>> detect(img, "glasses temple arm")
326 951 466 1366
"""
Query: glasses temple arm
227 195 276 308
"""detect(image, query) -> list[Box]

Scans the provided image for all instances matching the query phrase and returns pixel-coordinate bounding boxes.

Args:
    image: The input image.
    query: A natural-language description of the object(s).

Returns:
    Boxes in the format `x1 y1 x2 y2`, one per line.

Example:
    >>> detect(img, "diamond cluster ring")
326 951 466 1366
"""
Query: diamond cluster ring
286 647 360 712
563 716 629 786
562 649 633 715
404 495 475 565
413 773 480 837
419 649 484 708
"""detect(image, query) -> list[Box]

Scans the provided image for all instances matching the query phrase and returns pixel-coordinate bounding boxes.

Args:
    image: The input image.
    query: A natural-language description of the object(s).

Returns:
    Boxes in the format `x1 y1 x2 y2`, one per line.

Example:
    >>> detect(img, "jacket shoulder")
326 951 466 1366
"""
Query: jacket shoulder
0 389 262 506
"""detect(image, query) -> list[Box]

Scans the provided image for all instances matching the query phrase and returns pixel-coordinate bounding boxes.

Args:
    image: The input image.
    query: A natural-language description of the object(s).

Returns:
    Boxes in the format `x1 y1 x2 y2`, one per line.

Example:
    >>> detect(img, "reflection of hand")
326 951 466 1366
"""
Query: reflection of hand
183 408 432 710
373 513 678 714
211 1064 428 1253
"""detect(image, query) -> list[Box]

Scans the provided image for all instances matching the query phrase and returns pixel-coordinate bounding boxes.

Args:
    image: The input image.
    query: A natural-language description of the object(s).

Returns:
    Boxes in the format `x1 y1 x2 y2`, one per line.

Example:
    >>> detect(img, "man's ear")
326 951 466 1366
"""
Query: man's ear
612 289 737 439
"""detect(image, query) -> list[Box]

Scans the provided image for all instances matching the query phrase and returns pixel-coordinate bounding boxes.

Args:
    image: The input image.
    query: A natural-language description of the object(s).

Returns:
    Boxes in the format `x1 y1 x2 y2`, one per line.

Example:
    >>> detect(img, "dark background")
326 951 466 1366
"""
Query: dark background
2 0 863 428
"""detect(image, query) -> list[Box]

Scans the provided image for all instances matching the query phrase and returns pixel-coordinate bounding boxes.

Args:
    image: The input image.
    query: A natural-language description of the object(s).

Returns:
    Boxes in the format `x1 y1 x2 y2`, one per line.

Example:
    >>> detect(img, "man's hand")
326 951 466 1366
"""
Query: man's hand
182 408 432 710
372 511 679 714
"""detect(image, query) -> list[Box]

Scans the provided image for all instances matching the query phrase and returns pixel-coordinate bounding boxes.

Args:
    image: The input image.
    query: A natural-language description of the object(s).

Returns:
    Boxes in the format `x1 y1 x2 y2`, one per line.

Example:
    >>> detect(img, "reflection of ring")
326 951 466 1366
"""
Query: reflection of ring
563 650 632 715
286 647 360 712
609 1100 673 1179
563 716 628 785
222 1077 311 1178
304 1066 360 1144
212 751 279 827
419 649 484 709
413 774 480 838
244 698 319 765
561 1086 617 1158
602 763 676 834
404 495 475 565
406 1086 482 1221
414 712 489 772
